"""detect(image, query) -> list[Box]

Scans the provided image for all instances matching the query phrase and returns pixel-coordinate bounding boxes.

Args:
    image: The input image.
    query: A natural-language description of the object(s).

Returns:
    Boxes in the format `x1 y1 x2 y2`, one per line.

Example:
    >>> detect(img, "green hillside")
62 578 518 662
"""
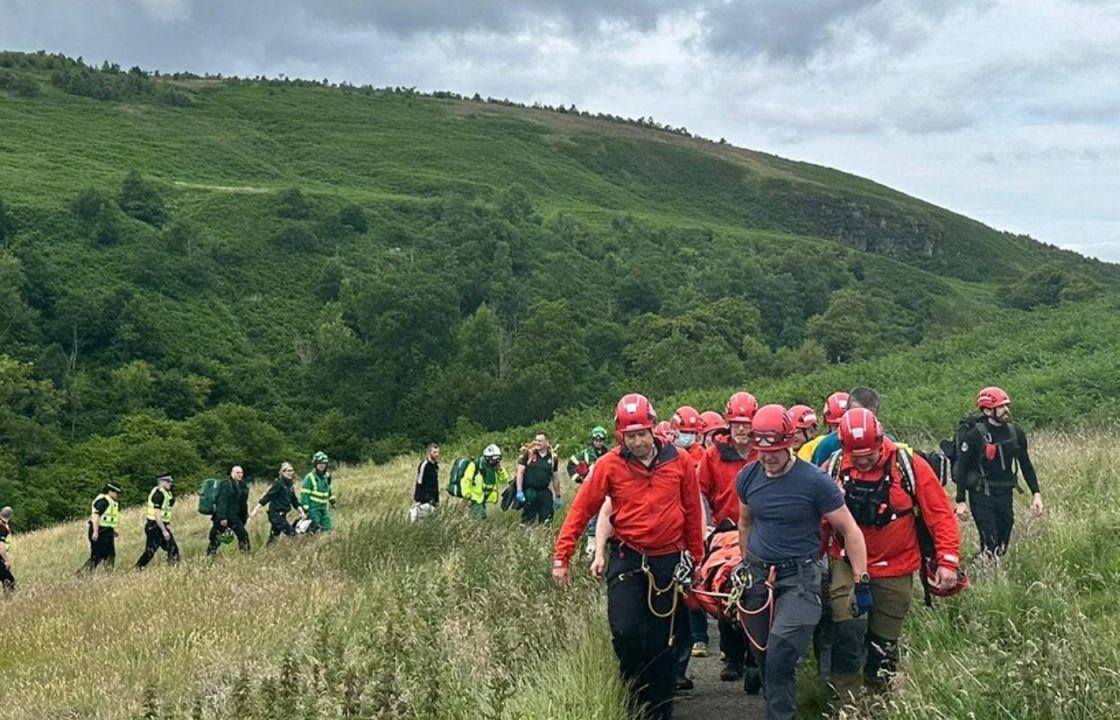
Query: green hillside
0 50 1113 527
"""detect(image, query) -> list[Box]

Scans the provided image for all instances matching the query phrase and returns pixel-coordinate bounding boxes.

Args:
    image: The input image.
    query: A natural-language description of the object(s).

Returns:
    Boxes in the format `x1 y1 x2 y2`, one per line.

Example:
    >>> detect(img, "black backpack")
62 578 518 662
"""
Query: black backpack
940 415 1019 488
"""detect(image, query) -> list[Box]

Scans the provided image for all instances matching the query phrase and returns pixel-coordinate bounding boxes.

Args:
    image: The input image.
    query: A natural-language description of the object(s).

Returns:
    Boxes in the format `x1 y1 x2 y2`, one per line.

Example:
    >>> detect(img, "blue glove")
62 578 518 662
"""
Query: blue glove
854 581 874 617
553 496 562 511
516 491 526 503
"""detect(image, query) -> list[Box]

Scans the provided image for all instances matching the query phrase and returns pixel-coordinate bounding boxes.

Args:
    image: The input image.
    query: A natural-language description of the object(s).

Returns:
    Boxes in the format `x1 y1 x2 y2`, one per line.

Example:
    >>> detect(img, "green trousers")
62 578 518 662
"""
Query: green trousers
828 558 913 701
308 504 333 532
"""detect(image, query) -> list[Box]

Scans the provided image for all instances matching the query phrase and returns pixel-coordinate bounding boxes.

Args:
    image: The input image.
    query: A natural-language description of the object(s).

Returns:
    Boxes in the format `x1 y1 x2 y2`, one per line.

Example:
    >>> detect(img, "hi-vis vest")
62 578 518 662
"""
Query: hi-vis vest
302 471 333 507
0 521 11 552
146 486 173 524
93 493 120 529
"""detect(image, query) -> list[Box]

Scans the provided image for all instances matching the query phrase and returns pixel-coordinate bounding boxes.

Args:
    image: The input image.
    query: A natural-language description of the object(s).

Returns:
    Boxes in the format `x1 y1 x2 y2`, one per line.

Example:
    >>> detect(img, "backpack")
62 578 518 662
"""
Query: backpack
197 478 221 515
941 415 1020 488
446 457 473 499
499 480 520 511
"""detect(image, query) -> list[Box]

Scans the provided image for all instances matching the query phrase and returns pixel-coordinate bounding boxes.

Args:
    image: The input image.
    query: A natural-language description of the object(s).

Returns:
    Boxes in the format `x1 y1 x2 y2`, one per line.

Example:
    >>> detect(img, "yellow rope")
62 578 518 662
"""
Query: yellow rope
641 555 681 646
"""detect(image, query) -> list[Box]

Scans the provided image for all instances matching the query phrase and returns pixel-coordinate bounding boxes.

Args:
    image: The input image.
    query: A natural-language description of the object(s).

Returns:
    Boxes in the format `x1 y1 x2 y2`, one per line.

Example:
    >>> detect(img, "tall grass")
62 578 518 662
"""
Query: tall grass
0 458 626 719
4 433 1119 718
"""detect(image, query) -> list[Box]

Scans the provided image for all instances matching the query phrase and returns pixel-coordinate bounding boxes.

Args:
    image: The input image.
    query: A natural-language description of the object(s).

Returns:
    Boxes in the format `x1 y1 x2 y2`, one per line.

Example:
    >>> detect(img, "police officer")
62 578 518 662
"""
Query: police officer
84 483 122 571
554 393 704 720
136 474 180 568
736 405 869 720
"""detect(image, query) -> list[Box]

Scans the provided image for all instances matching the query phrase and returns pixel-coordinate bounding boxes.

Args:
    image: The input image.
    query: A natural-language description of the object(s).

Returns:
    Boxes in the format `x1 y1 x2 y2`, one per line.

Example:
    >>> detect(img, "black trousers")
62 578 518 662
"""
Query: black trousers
136 521 180 568
0 561 15 593
719 617 759 673
969 488 1015 556
267 511 295 544
85 525 116 570
606 543 687 720
520 487 554 525
207 517 250 555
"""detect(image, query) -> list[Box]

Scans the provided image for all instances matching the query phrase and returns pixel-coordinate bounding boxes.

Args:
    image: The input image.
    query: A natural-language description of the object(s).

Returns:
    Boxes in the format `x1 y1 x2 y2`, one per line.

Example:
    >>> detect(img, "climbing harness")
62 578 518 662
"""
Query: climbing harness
734 564 778 652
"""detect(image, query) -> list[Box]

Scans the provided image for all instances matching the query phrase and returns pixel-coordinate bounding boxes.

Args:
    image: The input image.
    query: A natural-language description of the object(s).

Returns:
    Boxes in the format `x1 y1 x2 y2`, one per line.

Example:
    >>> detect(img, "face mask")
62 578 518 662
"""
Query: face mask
677 433 696 449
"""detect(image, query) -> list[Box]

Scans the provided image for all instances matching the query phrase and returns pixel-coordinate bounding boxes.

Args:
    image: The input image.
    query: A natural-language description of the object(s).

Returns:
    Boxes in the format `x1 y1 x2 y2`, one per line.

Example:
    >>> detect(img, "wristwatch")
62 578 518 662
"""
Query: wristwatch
858 572 871 585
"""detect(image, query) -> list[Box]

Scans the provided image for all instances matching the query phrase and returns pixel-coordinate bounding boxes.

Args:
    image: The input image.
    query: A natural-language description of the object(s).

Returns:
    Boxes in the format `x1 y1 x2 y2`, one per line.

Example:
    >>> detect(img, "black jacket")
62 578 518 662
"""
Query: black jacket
954 421 1039 500
258 477 301 515
414 458 440 504
215 478 250 523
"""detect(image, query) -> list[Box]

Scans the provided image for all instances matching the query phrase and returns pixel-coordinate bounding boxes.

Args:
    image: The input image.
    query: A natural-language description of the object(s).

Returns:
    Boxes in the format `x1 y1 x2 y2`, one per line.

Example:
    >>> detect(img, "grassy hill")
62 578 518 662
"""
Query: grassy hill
0 50 1116 530
3 433 1118 719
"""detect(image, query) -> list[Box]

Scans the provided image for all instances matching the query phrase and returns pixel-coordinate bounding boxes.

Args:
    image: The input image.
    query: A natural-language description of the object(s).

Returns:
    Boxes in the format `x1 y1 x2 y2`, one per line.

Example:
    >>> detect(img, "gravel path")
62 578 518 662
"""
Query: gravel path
674 618 766 720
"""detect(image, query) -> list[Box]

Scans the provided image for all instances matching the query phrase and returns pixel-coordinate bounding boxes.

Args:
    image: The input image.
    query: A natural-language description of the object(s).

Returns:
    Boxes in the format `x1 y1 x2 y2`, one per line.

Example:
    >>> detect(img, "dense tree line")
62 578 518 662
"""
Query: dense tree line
0 163 1063 528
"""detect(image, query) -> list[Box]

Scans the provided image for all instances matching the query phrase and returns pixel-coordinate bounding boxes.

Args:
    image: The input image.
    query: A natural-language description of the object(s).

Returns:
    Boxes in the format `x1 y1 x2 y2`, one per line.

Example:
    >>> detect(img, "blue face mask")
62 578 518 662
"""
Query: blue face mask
677 433 697 449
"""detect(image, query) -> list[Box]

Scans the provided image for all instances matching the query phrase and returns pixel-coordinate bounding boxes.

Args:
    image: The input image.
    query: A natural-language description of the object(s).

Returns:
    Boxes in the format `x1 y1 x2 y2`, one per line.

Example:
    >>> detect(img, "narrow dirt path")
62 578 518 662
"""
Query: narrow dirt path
675 618 765 720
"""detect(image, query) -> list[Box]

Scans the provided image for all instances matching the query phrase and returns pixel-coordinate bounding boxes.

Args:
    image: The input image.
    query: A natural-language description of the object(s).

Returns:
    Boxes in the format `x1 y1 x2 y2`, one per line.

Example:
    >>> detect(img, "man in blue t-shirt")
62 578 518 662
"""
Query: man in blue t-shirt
736 405 869 720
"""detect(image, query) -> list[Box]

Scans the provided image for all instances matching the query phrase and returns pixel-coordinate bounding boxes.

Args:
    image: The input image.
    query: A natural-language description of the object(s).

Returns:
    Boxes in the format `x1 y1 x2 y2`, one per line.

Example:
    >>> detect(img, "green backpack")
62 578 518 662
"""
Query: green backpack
198 478 221 515
447 457 473 499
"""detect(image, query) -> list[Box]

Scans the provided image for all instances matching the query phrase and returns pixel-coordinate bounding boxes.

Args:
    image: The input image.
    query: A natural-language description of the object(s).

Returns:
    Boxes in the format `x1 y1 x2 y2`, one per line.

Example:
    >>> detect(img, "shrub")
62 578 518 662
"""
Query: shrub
275 187 311 220
272 224 317 251
337 203 368 233
118 170 168 227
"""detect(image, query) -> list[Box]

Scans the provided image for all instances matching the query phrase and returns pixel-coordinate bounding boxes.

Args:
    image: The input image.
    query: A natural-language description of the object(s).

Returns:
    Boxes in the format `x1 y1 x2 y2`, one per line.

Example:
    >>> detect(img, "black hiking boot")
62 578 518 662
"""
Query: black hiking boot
743 666 762 695
675 676 694 694
720 663 743 682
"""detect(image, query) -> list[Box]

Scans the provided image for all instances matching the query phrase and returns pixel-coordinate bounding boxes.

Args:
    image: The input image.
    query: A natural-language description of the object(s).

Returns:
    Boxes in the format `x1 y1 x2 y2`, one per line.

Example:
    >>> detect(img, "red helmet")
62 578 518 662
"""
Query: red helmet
749 404 794 451
976 386 1011 410
700 410 727 433
615 393 657 435
725 392 758 423
839 408 884 457
927 566 971 598
788 405 819 431
822 392 850 425
654 420 674 443
671 406 704 435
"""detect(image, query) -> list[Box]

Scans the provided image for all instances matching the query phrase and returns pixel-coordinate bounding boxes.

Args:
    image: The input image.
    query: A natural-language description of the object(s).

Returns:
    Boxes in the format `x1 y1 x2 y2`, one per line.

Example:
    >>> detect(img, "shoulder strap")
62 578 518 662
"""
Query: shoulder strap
895 447 917 501
826 449 843 484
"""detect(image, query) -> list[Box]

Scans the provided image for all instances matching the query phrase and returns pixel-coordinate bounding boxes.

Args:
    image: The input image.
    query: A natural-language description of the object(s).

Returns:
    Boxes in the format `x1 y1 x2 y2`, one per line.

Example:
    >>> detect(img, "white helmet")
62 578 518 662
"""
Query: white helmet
409 503 435 523
483 444 502 461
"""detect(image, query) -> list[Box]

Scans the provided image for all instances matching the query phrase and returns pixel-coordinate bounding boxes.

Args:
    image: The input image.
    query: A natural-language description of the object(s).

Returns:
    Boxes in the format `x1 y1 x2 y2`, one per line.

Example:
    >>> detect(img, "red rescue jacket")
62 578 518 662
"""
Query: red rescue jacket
697 437 755 526
826 439 961 578
554 442 704 566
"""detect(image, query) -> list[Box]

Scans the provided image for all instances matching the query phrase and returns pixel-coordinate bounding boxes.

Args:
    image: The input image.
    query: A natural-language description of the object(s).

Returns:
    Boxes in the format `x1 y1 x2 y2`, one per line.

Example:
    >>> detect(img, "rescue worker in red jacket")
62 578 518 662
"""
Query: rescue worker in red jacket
554 393 704 720
697 391 761 690
826 408 962 701
672 405 706 466
787 405 819 455
736 405 869 720
699 410 727 448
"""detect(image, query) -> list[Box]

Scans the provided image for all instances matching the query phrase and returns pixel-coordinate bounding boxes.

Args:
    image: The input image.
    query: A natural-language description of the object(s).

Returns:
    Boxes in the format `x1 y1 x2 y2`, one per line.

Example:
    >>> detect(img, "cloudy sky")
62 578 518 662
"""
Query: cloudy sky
4 0 1120 260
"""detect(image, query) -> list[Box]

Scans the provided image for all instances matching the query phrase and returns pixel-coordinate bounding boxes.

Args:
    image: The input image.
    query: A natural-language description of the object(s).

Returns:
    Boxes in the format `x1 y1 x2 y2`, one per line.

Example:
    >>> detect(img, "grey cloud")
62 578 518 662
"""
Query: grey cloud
697 0 975 63
179 0 688 37
976 145 1120 165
